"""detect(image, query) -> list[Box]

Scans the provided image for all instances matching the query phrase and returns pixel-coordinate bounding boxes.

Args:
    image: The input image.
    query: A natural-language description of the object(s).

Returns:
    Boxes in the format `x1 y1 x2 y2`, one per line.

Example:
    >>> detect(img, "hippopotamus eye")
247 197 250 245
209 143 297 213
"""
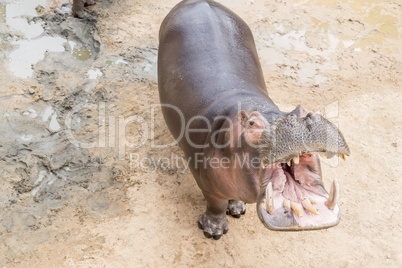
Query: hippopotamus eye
249 121 255 126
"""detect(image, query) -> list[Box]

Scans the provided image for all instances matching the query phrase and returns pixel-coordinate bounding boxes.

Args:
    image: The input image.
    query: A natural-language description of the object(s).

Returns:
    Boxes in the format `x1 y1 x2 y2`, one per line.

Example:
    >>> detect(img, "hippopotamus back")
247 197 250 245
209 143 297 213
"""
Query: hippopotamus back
158 0 277 154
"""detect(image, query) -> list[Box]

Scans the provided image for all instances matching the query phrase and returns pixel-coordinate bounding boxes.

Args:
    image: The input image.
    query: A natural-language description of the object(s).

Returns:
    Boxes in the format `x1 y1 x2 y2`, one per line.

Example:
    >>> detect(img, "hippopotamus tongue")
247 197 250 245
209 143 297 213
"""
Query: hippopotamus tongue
256 111 349 230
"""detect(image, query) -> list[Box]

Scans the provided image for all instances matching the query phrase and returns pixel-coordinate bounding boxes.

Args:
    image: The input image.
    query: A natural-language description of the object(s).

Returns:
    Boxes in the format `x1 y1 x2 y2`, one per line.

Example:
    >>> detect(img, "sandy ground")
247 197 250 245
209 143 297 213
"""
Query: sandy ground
0 0 401 267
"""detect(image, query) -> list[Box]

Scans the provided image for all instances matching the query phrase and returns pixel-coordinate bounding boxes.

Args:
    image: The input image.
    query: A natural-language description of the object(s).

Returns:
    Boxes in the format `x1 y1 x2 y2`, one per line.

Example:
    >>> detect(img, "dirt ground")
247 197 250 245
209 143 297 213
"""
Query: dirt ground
0 0 401 267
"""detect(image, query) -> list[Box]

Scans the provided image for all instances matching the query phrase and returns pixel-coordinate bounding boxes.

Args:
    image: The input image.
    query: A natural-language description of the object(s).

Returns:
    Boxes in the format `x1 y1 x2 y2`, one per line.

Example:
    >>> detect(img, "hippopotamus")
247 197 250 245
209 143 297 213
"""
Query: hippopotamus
72 0 96 18
158 0 350 239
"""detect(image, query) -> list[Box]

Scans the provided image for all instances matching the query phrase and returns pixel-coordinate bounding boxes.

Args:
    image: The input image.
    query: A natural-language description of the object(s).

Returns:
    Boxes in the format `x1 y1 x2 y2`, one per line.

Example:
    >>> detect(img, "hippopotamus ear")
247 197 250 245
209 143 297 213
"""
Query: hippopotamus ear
238 110 249 127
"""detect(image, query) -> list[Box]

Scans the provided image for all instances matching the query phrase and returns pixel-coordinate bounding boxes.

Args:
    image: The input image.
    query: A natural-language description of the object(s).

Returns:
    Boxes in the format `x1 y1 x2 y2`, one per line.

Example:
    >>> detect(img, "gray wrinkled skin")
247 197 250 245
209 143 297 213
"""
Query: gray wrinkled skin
259 113 350 165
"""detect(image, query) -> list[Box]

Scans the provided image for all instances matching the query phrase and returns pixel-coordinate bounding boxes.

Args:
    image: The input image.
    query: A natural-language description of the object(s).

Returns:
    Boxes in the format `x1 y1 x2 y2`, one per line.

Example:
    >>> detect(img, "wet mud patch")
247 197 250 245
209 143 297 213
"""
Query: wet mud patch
120 46 158 81
0 1 168 262
34 12 101 62
0 3 143 263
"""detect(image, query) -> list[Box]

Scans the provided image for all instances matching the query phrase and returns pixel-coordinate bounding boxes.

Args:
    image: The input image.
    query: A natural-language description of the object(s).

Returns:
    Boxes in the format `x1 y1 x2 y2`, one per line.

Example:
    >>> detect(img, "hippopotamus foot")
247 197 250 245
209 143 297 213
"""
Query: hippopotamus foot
72 0 96 19
197 192 229 240
226 200 246 218
198 212 228 240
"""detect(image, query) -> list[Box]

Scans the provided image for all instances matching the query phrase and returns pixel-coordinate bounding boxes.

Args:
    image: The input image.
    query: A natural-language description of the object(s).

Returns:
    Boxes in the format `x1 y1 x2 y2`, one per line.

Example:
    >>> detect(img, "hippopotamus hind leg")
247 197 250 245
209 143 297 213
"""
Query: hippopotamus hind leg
226 200 246 218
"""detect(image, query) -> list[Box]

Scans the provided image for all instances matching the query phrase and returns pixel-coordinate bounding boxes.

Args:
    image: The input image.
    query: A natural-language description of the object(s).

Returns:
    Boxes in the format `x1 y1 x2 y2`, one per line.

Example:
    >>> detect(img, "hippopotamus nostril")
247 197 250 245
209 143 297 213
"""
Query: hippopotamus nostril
305 117 314 130
306 112 321 122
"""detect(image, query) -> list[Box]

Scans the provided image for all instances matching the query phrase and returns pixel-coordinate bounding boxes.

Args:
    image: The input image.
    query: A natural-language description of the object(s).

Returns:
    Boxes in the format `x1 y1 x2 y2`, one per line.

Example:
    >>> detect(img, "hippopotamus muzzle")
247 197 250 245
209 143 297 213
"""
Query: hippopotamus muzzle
255 108 350 230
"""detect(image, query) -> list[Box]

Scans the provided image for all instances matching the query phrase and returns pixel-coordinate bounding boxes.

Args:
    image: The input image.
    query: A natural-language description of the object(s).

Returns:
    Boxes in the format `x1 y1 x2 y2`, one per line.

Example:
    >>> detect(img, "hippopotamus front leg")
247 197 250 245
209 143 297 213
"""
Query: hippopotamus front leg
198 196 246 239
72 0 96 18
197 191 229 240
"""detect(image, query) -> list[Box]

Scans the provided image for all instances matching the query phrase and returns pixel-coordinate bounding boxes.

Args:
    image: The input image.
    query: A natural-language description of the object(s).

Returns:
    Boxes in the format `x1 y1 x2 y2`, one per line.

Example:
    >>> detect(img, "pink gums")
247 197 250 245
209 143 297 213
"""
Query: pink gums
267 153 339 227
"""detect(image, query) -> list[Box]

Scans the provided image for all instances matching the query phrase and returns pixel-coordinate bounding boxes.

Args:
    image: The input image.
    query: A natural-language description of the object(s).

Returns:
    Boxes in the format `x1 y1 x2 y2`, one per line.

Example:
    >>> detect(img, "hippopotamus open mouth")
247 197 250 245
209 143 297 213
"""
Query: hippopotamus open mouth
256 110 350 230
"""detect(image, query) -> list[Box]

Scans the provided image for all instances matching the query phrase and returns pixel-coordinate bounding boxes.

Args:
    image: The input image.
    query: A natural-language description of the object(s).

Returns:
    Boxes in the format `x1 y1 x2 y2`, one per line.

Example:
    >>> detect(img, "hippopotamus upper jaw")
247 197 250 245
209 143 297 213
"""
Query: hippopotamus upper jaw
258 109 350 166
242 108 350 231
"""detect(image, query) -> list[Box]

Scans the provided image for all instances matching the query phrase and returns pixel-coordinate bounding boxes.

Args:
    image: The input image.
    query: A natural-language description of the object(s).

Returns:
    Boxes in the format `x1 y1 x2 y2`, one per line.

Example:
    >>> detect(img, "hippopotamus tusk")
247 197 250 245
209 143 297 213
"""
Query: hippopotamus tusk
158 0 350 239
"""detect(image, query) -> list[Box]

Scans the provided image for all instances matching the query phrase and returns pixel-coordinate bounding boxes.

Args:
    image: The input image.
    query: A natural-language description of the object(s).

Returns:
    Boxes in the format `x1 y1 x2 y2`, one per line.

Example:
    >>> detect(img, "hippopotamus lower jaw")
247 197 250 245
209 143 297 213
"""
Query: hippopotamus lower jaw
257 154 341 231
254 109 349 230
